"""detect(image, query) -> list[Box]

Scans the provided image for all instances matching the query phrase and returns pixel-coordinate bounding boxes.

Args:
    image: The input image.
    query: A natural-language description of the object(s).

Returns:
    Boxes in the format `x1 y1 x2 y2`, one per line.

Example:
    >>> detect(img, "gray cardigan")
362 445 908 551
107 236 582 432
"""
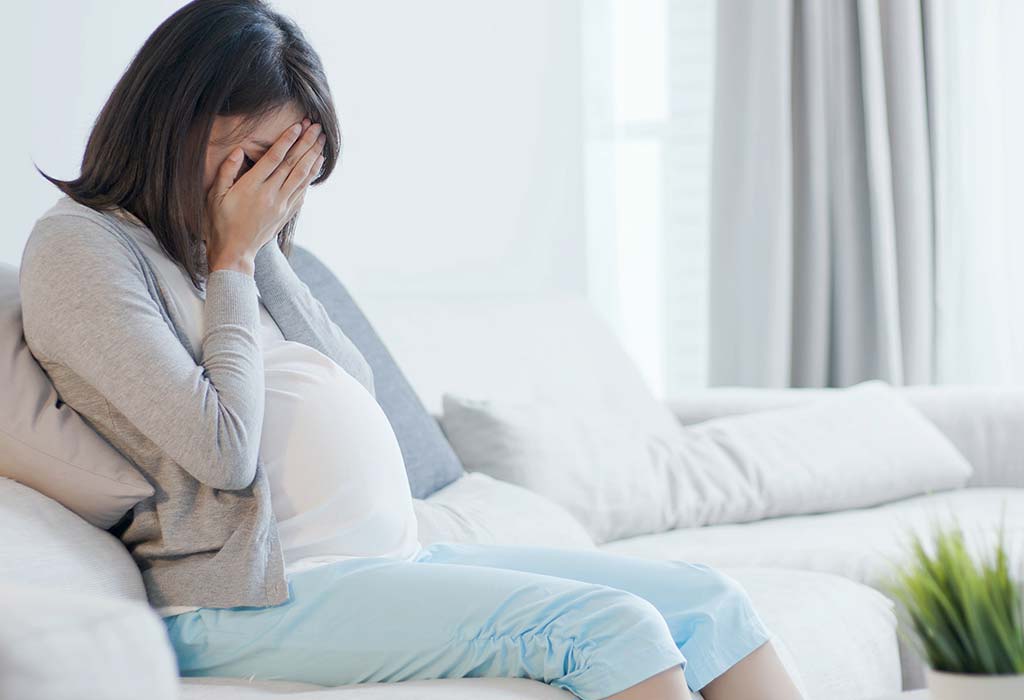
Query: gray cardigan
19 195 376 610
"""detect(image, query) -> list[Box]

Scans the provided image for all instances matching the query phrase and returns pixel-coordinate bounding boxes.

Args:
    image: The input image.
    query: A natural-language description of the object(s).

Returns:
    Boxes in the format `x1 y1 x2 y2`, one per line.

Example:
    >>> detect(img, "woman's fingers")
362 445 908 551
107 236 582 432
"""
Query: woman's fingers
292 152 325 203
210 148 244 199
285 154 325 218
269 123 323 188
281 134 325 198
244 122 303 183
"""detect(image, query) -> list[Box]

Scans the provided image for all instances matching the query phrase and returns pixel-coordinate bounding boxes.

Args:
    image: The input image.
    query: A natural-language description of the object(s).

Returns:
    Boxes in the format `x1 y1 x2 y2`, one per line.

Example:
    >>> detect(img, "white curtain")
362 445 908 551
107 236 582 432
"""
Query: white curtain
930 0 1024 384
582 0 717 398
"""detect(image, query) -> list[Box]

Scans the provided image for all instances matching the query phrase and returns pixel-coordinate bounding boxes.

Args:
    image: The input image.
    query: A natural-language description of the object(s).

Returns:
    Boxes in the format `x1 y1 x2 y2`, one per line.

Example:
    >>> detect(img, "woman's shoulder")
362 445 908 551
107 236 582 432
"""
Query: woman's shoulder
20 196 162 356
32 194 130 233
20 196 152 312
32 193 134 232
23 196 142 272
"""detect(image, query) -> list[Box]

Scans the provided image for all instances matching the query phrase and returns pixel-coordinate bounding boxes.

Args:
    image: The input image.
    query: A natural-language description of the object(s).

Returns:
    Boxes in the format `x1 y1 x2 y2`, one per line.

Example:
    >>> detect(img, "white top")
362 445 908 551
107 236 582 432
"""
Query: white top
115 215 420 617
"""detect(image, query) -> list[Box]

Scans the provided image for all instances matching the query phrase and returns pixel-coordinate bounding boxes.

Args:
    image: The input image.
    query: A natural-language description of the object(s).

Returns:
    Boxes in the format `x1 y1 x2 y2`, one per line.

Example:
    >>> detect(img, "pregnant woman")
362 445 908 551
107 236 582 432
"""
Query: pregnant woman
19 2 802 699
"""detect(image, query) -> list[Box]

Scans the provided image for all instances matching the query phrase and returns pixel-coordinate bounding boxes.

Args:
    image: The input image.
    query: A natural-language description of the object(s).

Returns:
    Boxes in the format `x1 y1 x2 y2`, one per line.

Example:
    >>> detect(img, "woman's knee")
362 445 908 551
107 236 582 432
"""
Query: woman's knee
675 561 760 619
551 586 684 700
583 586 672 639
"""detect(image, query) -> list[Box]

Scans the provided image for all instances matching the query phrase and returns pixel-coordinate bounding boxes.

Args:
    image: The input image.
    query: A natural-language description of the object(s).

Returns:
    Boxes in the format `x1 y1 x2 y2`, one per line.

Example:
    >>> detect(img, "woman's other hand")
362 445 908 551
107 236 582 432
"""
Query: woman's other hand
205 120 326 275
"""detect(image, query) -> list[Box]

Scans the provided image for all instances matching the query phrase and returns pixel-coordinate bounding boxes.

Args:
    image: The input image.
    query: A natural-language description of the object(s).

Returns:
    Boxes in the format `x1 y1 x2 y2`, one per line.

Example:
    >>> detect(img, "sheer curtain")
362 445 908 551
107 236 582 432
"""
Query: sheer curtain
582 0 716 398
930 0 1024 384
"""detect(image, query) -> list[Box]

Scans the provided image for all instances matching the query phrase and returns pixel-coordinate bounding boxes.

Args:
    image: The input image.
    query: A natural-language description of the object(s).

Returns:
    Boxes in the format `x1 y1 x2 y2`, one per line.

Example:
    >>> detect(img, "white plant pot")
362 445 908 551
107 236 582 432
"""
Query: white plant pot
926 668 1024 700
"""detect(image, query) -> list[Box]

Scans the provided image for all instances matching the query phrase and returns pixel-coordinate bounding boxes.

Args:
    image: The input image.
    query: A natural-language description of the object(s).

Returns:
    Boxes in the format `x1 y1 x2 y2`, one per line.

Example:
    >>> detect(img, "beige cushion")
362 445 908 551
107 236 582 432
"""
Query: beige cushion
0 581 177 700
0 263 153 528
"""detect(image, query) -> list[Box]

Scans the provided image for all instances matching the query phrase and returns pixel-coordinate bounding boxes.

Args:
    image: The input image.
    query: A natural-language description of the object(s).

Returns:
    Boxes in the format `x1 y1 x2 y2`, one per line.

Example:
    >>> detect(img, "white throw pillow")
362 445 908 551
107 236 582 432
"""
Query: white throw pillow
0 263 153 528
415 472 595 550
0 581 178 700
440 381 974 543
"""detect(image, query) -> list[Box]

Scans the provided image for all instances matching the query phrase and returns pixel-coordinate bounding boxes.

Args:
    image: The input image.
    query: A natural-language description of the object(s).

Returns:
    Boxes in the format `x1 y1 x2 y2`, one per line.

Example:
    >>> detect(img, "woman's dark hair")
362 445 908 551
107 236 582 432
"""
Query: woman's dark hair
37 0 340 289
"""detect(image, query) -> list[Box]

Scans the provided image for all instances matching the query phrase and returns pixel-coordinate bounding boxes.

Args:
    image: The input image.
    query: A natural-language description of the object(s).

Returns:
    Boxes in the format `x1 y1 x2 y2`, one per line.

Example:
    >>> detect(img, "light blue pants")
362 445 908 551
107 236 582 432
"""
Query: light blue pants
164 543 771 700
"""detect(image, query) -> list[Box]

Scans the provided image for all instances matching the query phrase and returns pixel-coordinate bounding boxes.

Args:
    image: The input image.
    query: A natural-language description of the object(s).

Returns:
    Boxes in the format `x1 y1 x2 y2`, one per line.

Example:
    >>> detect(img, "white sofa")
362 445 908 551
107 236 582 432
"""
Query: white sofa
3 293 1022 700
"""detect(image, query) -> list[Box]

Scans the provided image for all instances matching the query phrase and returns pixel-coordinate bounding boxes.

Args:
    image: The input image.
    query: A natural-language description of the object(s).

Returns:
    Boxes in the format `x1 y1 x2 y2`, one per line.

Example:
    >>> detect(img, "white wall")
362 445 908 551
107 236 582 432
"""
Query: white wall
3 1 585 302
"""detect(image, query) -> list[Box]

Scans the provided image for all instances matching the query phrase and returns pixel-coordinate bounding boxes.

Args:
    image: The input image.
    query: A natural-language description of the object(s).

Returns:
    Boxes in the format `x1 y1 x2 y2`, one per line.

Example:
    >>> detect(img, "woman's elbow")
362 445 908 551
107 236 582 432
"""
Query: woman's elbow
199 462 256 489
201 406 262 490
214 446 258 489
201 453 258 491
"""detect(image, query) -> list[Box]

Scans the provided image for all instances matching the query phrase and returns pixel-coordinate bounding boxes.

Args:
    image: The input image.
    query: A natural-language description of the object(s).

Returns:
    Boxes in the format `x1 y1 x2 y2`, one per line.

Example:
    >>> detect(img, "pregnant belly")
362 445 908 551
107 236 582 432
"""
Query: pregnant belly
259 341 418 562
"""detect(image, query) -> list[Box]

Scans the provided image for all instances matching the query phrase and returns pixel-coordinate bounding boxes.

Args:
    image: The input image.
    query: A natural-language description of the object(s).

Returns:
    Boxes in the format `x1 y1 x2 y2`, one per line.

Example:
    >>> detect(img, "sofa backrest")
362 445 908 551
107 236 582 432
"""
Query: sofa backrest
357 293 669 427
666 385 1024 490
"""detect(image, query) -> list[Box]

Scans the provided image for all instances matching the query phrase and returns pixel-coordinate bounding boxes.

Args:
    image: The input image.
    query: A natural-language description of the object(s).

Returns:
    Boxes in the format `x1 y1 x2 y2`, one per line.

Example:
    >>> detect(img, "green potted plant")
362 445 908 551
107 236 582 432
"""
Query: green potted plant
885 523 1024 699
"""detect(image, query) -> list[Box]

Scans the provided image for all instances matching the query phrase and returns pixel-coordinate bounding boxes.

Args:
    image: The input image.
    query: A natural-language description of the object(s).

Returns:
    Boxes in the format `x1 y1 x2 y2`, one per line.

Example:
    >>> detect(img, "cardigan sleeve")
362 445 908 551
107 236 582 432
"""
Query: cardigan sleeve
19 215 266 491
252 240 376 397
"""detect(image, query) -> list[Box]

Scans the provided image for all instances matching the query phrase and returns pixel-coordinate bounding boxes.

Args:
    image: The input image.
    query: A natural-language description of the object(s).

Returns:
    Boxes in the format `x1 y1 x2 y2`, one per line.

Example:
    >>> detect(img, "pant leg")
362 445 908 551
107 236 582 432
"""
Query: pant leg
163 554 683 700
416 543 772 691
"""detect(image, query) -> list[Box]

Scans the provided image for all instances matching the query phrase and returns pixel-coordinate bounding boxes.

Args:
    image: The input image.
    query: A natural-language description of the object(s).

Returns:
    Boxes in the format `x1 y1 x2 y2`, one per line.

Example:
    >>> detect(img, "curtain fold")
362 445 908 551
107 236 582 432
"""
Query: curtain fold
709 0 935 387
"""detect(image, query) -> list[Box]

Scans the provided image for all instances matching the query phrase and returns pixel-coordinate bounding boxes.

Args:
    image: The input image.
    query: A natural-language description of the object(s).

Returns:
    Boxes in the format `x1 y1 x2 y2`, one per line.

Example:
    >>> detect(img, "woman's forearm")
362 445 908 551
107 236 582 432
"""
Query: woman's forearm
20 219 266 491
253 241 375 396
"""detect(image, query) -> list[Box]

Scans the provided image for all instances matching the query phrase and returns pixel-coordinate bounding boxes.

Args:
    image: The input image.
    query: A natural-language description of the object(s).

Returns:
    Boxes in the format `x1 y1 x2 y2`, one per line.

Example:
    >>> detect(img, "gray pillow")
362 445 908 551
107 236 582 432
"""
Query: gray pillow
0 264 154 529
288 245 465 498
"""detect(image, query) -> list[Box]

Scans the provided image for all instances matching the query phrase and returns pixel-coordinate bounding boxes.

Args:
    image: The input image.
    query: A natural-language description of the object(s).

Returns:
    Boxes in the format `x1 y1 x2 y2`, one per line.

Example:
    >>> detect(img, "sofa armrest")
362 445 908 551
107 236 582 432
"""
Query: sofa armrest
664 386 1024 489
0 581 179 700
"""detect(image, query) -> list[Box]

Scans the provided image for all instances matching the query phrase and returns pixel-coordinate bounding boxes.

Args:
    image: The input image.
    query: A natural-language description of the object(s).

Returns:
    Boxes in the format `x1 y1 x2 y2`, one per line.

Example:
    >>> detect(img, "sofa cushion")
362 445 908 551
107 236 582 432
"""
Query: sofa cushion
666 385 1024 490
0 581 177 700
0 263 154 529
414 473 595 550
665 381 972 520
0 476 146 602
288 246 464 498
600 488 1024 591
723 567 901 700
602 487 1024 690
440 382 972 543
439 391 681 542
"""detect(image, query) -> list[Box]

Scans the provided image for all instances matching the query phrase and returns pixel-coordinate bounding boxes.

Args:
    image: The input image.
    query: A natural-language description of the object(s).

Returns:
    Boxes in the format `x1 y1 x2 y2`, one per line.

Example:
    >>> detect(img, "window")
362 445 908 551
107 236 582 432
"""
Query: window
582 0 716 398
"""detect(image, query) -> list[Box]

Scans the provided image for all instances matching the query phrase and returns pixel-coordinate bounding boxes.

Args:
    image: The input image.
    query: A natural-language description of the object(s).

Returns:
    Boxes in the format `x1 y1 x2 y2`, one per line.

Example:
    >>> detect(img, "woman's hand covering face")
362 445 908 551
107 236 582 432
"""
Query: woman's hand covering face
204 118 326 274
